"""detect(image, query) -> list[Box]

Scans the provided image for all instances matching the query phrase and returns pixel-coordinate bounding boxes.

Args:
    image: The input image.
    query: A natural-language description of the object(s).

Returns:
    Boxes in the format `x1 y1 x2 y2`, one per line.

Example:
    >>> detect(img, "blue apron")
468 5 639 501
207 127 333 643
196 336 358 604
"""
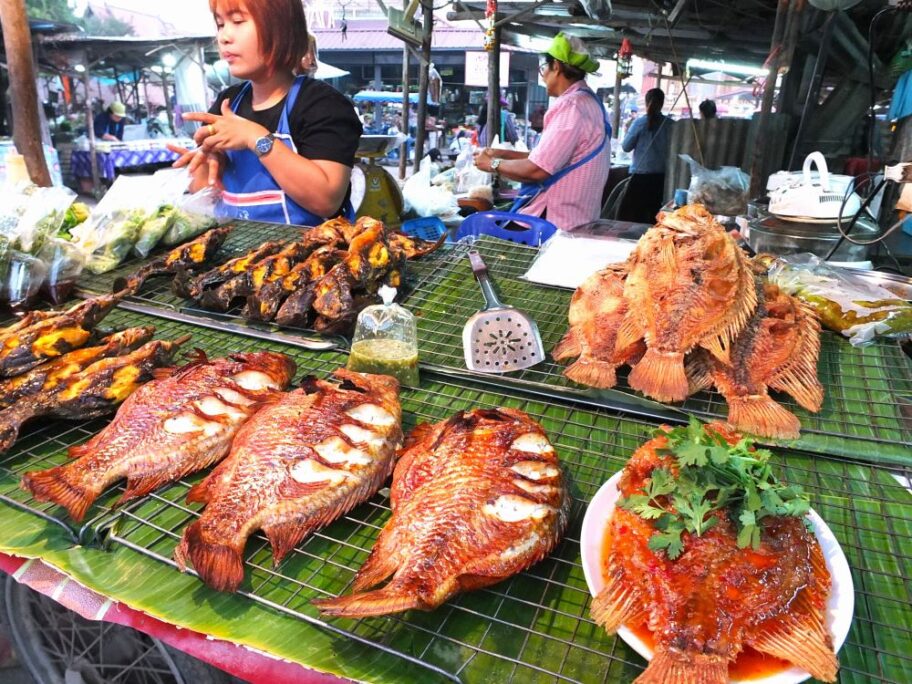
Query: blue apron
218 76 353 226
511 88 611 213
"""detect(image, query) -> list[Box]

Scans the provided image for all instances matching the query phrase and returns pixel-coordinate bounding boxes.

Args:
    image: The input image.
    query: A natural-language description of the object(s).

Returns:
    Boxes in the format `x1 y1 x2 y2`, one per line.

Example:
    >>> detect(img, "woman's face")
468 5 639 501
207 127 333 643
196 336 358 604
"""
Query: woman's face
214 3 264 80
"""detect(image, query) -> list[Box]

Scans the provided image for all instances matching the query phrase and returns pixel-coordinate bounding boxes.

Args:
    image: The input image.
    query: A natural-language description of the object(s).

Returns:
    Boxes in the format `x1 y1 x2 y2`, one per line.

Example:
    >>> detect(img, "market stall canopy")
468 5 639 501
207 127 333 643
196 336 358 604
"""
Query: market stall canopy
313 60 350 80
354 90 430 104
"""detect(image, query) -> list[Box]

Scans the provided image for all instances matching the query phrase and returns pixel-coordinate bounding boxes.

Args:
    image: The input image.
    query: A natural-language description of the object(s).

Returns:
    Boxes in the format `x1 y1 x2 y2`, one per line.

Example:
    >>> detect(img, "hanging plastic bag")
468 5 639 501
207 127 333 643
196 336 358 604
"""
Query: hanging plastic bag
680 154 750 216
766 253 912 346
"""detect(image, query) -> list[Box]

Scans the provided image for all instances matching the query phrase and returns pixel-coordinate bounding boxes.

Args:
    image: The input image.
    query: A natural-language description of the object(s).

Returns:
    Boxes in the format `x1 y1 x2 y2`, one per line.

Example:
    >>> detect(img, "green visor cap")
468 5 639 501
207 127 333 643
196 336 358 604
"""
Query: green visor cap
544 33 599 74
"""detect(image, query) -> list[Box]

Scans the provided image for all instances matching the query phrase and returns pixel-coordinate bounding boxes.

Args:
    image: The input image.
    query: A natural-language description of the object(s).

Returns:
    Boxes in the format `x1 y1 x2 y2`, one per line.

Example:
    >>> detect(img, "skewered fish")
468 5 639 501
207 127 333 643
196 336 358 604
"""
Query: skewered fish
687 282 823 440
617 205 757 402
4 334 190 459
388 231 447 260
175 368 402 592
0 293 123 378
245 245 343 322
553 264 646 389
173 240 284 300
21 350 294 522
117 226 232 294
315 407 569 617
0 326 155 410
592 424 837 683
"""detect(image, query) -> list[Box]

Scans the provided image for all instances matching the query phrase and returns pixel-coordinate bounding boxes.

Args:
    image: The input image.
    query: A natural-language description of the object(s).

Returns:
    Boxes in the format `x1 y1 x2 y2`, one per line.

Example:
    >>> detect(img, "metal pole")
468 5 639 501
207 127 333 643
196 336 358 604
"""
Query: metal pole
82 66 101 196
486 27 501 147
162 72 175 132
413 0 432 172
612 69 622 140
0 0 52 185
398 56 410 177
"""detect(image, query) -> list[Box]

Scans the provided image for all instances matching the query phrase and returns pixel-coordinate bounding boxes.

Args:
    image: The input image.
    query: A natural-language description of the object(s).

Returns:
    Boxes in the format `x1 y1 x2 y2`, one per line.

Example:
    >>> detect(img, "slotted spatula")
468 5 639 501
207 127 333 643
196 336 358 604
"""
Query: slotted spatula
462 250 545 373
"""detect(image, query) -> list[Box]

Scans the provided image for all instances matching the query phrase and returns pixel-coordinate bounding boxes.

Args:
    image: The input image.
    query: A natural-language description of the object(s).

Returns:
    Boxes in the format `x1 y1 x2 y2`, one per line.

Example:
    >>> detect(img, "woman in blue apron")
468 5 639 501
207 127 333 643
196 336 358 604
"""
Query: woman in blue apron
169 0 362 226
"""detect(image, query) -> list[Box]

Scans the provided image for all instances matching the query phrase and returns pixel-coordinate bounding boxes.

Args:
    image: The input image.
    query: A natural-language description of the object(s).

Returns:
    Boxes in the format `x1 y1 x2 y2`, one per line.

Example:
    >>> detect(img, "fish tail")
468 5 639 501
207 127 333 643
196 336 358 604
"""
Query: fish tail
727 394 801 440
634 648 727 684
176 522 245 593
313 585 423 618
20 464 98 522
552 329 582 361
627 349 689 402
0 404 37 453
564 357 618 389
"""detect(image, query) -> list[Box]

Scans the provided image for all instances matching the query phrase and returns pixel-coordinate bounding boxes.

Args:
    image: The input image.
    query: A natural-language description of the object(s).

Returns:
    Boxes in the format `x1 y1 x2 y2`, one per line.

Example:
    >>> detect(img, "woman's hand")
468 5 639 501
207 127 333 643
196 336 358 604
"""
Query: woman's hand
167 143 225 192
474 147 496 172
184 100 270 154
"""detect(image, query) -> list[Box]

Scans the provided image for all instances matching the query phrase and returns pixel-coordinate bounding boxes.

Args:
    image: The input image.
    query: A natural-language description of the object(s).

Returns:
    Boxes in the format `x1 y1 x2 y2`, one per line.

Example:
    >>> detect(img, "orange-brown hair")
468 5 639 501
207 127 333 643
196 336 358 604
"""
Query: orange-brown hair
209 0 309 75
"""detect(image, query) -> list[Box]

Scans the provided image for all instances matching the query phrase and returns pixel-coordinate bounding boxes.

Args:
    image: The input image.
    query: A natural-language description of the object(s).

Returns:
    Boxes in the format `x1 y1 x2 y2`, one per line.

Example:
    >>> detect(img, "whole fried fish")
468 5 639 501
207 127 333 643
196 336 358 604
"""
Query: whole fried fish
688 283 823 439
0 326 155 410
117 226 231 294
553 264 645 389
592 427 837 683
314 407 569 617
0 293 123 378
175 368 401 592
174 240 284 300
617 205 757 403
21 350 295 522
3 334 190 459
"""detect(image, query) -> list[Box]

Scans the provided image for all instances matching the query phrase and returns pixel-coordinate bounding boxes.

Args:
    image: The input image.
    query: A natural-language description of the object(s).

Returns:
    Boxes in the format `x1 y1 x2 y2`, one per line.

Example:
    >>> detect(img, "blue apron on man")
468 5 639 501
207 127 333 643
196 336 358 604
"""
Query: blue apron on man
218 76 353 226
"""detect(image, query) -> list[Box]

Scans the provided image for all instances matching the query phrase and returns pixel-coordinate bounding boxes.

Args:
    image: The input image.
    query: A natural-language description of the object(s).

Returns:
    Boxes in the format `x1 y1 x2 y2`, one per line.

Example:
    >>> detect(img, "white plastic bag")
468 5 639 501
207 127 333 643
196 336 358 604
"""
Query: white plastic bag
14 186 77 253
403 156 460 219
680 154 749 216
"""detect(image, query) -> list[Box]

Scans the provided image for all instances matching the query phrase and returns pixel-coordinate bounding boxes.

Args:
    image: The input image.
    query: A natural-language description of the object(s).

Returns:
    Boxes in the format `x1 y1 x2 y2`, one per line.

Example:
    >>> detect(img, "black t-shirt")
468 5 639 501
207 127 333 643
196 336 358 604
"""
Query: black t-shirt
211 78 362 167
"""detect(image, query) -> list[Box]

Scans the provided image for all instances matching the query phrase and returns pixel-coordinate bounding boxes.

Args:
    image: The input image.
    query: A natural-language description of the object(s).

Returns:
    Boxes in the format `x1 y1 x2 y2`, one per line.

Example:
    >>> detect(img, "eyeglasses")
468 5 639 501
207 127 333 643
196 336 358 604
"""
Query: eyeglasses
538 62 549 76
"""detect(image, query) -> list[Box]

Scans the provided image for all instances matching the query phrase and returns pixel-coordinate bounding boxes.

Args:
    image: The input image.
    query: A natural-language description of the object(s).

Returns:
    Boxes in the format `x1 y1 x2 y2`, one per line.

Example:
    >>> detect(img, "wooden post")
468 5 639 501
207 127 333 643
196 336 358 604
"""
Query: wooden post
399 49 410 180
412 0 432 172
612 69 622 140
0 0 52 185
486 27 501 147
82 66 101 196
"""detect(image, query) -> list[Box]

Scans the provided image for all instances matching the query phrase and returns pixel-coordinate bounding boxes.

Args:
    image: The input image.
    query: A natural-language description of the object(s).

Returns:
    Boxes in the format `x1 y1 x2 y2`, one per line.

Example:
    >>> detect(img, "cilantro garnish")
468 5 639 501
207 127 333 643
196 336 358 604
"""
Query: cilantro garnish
618 417 810 560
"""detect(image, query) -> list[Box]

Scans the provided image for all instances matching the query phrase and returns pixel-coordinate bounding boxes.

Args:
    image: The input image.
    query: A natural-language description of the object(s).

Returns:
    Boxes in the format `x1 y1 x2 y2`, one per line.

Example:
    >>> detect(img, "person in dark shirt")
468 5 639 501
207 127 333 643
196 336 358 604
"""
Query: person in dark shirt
699 99 717 119
93 101 126 141
169 0 362 225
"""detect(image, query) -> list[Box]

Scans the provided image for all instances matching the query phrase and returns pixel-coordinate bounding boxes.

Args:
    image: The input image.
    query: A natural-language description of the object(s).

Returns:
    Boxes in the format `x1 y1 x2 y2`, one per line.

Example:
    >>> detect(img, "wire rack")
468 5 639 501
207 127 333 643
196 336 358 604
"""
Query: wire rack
98 322 912 684
400 238 912 463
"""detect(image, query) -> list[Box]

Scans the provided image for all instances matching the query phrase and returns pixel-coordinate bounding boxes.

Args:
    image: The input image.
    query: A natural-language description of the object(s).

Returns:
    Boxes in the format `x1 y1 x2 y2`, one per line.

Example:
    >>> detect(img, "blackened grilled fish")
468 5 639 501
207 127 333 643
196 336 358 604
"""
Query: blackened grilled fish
315 407 569 617
4 334 190 459
174 240 284 300
21 350 294 522
0 326 155 409
246 246 343 322
117 226 231 294
175 369 402 592
0 293 123 378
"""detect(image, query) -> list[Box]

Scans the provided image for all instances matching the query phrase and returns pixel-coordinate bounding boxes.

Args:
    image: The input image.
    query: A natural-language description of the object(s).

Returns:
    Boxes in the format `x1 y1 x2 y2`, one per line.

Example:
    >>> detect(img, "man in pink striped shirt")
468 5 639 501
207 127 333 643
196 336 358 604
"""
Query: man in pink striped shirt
474 33 611 231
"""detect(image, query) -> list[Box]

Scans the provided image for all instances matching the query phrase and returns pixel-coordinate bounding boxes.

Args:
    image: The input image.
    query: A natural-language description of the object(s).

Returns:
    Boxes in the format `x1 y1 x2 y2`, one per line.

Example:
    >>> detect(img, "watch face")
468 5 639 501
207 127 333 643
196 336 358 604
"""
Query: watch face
256 136 273 156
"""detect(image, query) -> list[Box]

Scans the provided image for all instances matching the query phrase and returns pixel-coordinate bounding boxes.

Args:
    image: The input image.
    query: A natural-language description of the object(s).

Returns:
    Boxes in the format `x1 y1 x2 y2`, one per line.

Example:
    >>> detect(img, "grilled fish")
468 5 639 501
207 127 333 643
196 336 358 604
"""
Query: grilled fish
0 326 155 410
246 246 343 322
21 350 294 522
553 264 646 389
617 205 757 402
175 368 401 592
315 407 569 617
388 231 447 260
687 282 823 440
592 426 837 683
4 334 189 459
117 226 232 294
0 293 123 378
174 240 284 300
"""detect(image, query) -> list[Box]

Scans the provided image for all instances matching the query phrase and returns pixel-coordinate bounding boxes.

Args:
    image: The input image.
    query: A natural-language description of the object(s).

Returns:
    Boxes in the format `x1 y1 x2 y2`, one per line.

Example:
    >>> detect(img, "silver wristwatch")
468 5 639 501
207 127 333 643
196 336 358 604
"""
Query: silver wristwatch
254 134 276 158
491 158 502 172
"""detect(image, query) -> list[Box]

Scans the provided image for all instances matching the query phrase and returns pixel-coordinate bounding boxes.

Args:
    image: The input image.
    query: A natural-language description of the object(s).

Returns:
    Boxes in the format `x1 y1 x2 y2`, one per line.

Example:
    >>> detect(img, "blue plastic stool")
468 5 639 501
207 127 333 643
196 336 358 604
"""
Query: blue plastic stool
455 211 557 247
401 216 447 241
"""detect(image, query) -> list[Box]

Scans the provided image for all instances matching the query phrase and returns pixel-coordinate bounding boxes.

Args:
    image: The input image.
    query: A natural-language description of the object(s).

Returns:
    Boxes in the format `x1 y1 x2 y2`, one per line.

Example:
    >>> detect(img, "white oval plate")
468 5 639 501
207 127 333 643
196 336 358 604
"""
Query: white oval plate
581 471 855 684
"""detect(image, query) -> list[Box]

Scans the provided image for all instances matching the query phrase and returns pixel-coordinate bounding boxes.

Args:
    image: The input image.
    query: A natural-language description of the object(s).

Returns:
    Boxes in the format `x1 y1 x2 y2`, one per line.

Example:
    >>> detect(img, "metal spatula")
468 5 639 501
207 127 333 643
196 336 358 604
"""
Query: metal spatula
462 250 545 373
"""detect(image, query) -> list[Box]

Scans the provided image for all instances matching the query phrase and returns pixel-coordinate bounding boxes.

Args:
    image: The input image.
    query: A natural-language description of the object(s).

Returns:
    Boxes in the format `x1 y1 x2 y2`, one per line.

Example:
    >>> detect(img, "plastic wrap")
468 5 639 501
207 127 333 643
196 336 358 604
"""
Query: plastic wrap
134 205 177 257
15 186 77 253
5 251 47 310
767 253 912 345
161 185 220 246
38 237 86 304
680 154 749 216
347 286 419 386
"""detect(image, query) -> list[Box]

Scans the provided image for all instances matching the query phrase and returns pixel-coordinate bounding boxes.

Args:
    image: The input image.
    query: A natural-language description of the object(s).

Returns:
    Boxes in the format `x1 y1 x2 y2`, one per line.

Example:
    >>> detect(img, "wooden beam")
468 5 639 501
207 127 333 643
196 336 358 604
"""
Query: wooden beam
413 0 432 172
0 0 52 186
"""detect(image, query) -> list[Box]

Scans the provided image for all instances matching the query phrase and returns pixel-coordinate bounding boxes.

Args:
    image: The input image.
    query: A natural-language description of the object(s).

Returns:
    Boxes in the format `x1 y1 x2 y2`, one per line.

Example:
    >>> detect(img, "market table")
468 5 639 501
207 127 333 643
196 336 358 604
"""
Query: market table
1 224 910 683
70 146 181 181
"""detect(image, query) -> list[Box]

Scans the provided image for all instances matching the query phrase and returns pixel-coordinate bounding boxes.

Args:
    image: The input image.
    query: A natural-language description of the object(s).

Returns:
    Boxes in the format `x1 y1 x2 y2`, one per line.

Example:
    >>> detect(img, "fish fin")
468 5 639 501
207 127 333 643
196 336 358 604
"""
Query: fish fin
151 366 177 381
747 588 837 682
0 404 36 453
262 519 321 566
313 585 423 618
351 541 401 592
176 522 245 593
552 329 582 361
684 353 714 394
564 357 618 389
628 349 689 403
634 647 727 684
20 465 97 522
118 470 177 506
614 310 643 355
590 575 644 633
699 334 731 365
768 305 823 412
726 394 801 440
186 463 229 505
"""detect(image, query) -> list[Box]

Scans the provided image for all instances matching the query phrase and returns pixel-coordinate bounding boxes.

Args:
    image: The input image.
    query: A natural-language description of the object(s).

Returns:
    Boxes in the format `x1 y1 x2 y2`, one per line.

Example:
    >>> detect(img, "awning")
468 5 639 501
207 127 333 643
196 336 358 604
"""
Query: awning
353 90 431 104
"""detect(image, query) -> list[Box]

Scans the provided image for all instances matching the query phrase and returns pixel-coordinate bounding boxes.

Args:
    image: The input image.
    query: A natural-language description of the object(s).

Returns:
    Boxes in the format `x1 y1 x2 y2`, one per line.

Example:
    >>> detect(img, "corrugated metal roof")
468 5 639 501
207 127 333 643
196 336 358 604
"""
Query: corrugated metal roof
313 19 528 52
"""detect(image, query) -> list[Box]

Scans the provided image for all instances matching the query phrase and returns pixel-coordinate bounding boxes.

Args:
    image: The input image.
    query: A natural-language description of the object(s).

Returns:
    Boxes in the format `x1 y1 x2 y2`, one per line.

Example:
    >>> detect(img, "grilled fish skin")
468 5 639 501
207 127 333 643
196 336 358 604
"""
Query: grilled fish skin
117 227 232 294
388 231 447 260
21 350 295 522
591 427 837 684
314 407 569 617
619 205 757 402
5 334 190 462
174 240 285 300
0 293 124 378
553 264 646 389
175 368 402 593
0 326 155 410
246 245 343 322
